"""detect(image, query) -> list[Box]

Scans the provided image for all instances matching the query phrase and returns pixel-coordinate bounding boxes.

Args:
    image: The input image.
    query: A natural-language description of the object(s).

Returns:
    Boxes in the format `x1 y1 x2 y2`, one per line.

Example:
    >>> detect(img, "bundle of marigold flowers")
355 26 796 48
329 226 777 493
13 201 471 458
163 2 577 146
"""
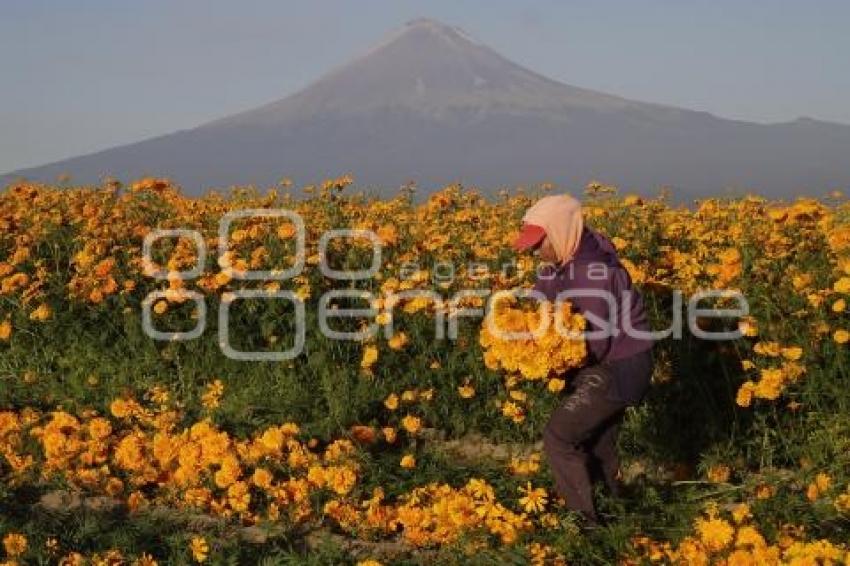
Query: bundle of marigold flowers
479 295 587 381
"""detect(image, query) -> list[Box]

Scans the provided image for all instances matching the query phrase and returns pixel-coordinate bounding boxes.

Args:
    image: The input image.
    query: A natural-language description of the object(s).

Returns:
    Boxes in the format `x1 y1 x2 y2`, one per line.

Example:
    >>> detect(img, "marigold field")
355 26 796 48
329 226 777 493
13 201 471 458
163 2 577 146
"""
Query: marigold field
1 177 850 565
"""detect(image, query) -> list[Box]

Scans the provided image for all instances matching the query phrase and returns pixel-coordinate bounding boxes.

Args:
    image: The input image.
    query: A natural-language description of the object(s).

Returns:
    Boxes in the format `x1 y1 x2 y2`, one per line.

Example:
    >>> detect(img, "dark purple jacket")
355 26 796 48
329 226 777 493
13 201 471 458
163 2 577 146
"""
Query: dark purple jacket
533 227 653 399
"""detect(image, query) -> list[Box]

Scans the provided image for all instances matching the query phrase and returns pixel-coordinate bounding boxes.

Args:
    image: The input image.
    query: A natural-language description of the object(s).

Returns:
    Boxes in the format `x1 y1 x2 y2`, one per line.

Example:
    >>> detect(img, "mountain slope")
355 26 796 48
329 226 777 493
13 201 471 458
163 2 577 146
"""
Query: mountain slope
4 18 850 198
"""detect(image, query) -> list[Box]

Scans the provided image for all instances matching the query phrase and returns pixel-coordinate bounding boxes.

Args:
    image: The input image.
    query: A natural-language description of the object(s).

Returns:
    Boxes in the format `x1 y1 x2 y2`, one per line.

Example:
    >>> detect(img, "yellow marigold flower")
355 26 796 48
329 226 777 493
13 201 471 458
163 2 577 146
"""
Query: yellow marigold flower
0 319 11 341
833 298 847 313
252 468 273 490
753 341 781 357
834 329 850 344
29 303 52 322
458 384 476 399
815 472 832 492
213 271 231 288
106 477 124 497
214 456 241 489
2 533 27 557
738 316 759 337
731 503 751 524
357 560 384 566
361 345 379 369
812 321 829 335
502 400 525 423
324 439 355 462
806 482 820 501
401 415 422 435
834 277 850 294
61 552 85 565
465 477 495 501
781 346 803 361
509 454 541 476
753 367 785 400
327 465 357 495
384 393 399 411
201 379 224 410
735 381 756 407
374 223 399 247
754 483 774 499
227 480 251 511
189 536 209 563
128 491 148 513
114 434 146 471
277 223 296 239
88 417 112 440
547 378 566 393
735 525 765 548
306 465 326 487
707 464 731 483
388 332 409 350
719 247 742 265
518 482 548 514
295 284 311 301
509 389 527 402
110 398 134 418
726 549 755 564
539 513 560 529
153 300 168 315
382 427 397 443
792 273 812 290
695 516 734 552
400 454 416 469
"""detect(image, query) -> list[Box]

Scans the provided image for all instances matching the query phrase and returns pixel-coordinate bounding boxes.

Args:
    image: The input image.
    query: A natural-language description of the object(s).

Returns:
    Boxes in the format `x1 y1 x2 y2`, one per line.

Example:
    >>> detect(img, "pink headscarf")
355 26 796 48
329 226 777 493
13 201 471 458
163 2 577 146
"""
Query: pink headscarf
521 194 584 266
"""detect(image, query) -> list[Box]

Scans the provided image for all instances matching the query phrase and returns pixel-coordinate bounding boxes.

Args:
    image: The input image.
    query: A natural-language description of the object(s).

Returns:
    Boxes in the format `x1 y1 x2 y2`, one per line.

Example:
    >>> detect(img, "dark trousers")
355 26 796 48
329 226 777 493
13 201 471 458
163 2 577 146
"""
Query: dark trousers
542 349 652 523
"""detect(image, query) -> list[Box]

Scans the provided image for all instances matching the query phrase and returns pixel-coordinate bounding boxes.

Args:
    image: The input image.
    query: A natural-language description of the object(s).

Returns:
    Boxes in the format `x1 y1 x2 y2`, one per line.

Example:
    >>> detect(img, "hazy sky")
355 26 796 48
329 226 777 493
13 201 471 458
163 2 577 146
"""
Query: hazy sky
2 0 848 173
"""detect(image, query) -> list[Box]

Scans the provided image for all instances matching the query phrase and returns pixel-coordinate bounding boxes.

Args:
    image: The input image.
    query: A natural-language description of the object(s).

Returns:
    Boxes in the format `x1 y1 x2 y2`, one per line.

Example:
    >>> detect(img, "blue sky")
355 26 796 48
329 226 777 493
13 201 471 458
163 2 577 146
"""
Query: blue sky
2 0 848 173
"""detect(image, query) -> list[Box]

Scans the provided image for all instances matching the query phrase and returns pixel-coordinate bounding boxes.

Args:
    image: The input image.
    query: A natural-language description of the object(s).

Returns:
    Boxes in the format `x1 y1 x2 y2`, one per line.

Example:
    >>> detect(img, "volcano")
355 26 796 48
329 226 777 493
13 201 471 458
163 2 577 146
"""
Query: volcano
4 18 850 198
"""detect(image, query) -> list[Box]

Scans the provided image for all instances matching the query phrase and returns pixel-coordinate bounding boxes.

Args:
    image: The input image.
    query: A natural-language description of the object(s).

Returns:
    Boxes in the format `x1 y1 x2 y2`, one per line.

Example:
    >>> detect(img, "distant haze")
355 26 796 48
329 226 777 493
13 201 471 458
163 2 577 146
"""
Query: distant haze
3 18 850 198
